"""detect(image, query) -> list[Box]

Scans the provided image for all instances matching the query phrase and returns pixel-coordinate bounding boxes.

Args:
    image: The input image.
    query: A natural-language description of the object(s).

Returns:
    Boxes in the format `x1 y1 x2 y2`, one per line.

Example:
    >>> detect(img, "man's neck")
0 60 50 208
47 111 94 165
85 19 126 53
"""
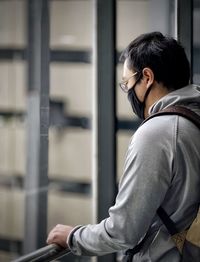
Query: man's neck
144 83 170 118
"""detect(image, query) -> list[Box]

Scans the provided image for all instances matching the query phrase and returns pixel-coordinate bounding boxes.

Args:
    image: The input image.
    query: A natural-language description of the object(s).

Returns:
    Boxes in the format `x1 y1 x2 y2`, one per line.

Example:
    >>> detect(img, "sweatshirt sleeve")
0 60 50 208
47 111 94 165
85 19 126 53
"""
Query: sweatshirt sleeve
67 117 176 256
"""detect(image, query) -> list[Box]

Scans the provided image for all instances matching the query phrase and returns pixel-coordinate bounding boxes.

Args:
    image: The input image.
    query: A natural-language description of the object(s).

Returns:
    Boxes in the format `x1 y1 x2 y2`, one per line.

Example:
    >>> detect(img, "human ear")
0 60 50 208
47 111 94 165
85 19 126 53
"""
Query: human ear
142 68 154 88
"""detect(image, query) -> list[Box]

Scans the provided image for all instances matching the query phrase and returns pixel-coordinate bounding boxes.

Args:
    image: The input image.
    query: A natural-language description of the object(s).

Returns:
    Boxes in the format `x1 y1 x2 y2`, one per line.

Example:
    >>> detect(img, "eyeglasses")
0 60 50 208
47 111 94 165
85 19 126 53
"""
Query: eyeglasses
119 72 138 93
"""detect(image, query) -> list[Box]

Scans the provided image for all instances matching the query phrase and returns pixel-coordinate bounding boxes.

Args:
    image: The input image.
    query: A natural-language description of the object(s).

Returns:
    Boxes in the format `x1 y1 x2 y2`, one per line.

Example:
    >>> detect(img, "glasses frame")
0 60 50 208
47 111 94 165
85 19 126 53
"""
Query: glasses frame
119 72 138 93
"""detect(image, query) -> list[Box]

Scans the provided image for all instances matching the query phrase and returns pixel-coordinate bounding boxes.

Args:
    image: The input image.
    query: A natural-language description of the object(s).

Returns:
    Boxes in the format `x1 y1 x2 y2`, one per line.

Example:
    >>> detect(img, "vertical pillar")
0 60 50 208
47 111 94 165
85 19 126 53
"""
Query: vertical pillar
93 0 117 261
24 0 50 253
176 0 193 82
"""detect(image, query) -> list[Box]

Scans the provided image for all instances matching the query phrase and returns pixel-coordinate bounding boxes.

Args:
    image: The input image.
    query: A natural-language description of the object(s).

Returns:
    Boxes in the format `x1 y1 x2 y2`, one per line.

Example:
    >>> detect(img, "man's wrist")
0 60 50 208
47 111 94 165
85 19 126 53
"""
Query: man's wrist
67 225 83 250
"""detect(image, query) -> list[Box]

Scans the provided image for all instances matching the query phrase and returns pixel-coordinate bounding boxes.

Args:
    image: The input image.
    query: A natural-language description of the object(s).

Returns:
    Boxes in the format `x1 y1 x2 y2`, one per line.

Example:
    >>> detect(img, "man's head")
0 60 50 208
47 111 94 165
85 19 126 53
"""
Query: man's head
120 31 190 91
119 32 190 119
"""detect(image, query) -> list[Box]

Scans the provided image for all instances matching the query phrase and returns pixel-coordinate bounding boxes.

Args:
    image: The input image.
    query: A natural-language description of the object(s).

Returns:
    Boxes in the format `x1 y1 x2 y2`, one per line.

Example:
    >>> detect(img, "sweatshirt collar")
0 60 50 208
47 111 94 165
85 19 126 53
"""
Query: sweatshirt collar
149 85 200 116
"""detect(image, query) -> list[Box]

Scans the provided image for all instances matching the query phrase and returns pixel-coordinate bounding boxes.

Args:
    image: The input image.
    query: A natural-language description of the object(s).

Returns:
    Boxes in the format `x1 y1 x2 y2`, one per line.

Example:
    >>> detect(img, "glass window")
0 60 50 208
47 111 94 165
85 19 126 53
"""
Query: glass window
48 0 93 251
0 0 198 261
0 0 27 260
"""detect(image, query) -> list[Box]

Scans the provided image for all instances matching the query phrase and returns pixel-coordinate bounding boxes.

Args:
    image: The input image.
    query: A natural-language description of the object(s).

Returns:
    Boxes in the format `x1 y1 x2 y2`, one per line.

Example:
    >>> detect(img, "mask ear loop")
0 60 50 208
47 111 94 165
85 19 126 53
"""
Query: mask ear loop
135 71 153 118
143 83 153 102
127 71 145 119
142 83 154 118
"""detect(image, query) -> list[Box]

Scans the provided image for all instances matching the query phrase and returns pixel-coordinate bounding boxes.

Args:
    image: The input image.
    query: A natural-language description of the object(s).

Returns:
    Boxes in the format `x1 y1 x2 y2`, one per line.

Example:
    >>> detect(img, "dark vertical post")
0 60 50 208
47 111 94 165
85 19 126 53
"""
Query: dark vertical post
177 0 193 82
24 0 50 254
94 0 117 261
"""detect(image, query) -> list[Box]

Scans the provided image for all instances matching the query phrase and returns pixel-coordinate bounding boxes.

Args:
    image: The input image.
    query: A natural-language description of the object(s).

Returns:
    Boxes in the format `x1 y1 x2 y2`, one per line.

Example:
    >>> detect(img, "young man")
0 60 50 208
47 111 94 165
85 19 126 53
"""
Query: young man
47 32 200 261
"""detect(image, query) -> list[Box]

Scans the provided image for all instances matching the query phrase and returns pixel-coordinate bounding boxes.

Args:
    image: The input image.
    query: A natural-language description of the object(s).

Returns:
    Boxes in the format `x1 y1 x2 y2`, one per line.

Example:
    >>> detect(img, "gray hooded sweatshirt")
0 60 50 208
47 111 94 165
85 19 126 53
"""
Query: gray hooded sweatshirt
67 85 200 262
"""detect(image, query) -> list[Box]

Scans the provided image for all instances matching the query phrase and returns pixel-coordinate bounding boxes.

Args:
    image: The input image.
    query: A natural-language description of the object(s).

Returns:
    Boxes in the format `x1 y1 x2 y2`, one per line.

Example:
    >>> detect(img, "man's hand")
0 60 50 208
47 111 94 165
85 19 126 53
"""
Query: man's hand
47 224 74 248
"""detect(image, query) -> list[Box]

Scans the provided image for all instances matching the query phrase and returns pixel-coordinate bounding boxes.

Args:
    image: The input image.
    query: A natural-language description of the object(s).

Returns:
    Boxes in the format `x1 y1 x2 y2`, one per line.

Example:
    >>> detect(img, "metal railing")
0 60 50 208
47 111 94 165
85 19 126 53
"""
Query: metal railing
12 244 71 262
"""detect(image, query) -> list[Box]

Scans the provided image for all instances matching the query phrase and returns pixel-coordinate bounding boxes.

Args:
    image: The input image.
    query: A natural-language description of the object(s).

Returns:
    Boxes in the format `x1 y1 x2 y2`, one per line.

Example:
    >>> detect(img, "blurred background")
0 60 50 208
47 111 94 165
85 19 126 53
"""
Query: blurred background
0 0 199 261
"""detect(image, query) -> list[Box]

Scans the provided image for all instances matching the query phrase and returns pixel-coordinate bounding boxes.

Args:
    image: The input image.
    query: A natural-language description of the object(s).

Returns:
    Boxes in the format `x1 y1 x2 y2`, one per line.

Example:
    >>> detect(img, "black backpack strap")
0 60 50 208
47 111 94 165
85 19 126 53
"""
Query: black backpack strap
157 207 178 235
124 233 149 261
142 105 200 129
125 106 200 260
145 105 200 235
125 208 178 261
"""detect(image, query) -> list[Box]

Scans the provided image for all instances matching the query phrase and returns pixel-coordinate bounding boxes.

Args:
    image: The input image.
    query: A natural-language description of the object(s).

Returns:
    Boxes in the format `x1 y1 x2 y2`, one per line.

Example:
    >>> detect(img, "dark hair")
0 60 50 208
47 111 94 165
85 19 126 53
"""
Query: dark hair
120 32 190 90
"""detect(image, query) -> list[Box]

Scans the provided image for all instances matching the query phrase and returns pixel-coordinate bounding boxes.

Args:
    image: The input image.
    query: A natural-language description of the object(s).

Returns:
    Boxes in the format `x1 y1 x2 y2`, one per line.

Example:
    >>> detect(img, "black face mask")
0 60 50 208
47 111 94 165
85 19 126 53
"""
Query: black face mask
128 78 153 120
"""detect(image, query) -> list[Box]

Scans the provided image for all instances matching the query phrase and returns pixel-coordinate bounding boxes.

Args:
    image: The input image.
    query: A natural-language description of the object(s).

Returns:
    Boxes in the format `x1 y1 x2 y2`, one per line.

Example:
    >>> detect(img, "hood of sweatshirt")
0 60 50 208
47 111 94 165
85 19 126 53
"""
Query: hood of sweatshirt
149 84 200 116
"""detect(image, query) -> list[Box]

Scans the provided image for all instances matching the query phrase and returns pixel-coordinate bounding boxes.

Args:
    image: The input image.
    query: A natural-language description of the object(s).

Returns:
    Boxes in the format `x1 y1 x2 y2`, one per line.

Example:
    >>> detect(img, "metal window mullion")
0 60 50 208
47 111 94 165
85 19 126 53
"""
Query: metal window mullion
176 0 193 82
93 0 117 261
24 0 50 254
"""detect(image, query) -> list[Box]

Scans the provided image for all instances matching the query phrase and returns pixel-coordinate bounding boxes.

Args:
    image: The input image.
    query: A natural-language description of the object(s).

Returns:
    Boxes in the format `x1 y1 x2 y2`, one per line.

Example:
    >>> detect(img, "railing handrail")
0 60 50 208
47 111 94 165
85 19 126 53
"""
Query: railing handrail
12 244 71 262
